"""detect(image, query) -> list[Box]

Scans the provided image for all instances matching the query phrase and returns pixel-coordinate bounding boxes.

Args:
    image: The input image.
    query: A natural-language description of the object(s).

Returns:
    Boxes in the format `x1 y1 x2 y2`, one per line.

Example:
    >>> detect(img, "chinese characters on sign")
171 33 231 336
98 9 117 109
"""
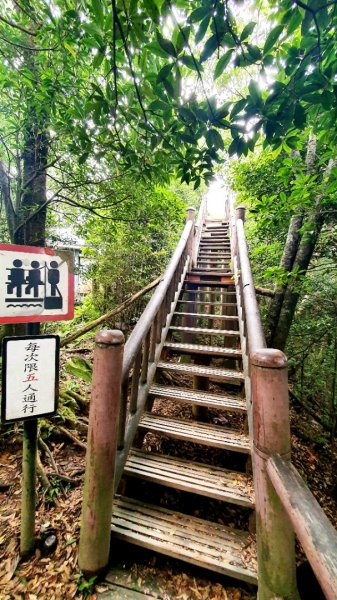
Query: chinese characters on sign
1 336 59 422
0 244 74 324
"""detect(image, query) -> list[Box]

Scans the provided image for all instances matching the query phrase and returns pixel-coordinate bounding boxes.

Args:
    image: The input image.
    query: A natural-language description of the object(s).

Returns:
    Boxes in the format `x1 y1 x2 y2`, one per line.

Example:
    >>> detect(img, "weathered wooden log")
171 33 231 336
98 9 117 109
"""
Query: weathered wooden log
60 275 162 347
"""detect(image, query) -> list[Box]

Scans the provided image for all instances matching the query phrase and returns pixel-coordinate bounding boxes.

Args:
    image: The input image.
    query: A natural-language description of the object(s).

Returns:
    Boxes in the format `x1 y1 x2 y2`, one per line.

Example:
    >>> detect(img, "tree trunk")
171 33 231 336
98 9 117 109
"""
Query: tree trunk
271 212 324 350
265 135 317 345
0 160 17 240
14 124 48 246
266 213 303 344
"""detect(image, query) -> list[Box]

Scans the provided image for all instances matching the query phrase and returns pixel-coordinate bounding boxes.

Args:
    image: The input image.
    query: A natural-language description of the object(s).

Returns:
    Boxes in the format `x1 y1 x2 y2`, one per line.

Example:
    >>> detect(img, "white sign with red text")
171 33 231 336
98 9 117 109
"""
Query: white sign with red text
1 335 59 422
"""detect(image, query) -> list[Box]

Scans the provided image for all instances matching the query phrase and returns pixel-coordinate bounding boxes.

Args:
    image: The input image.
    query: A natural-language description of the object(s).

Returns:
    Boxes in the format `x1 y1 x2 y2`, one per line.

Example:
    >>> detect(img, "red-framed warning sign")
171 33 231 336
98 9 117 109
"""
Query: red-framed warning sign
0 244 74 324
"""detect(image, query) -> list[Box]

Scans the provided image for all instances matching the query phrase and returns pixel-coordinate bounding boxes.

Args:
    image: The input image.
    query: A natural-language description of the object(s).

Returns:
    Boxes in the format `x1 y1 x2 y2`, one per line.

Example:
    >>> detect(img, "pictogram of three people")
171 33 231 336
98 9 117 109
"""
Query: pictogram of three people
7 260 60 298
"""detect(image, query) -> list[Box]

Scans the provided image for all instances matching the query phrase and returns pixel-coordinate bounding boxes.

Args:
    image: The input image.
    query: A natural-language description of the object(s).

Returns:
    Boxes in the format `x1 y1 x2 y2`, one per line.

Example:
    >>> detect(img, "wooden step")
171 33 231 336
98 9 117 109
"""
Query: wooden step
198 254 231 258
199 243 231 247
183 280 234 288
187 271 233 276
149 383 246 411
111 497 257 584
157 361 244 384
125 450 254 507
164 341 241 358
201 242 229 245
139 413 250 452
197 258 231 262
169 325 239 336
201 238 229 242
201 237 230 242
180 289 237 296
192 269 233 275
177 300 237 307
174 311 238 321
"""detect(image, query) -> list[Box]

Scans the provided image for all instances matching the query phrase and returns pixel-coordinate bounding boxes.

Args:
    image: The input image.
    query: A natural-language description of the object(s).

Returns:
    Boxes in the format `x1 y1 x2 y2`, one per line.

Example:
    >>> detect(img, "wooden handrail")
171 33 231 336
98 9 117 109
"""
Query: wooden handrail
122 218 193 381
114 215 195 490
236 218 266 353
267 455 337 600
192 195 207 267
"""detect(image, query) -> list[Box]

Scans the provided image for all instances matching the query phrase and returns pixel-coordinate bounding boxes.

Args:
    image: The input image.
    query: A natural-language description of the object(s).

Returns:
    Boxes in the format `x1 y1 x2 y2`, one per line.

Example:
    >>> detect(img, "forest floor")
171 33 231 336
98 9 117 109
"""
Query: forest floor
1 345 337 599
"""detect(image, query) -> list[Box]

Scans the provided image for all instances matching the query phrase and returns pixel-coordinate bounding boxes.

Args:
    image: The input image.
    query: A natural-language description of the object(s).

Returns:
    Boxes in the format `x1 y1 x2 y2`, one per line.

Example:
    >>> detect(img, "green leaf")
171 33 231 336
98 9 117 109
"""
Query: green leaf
200 34 218 63
215 102 231 119
240 21 256 42
206 128 224 150
64 42 76 58
195 16 210 44
263 25 284 55
246 44 261 61
228 137 239 156
157 32 177 57
231 98 247 118
248 79 261 104
190 6 211 22
92 0 104 28
180 55 199 71
65 357 93 383
162 77 175 98
146 41 169 58
214 50 233 80
157 63 174 83
148 99 170 111
294 103 306 128
79 152 89 165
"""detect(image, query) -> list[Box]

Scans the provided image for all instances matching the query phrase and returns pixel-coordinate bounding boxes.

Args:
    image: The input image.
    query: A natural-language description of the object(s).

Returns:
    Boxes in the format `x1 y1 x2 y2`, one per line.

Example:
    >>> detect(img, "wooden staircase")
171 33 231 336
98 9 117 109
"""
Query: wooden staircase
110 219 257 584
80 201 337 600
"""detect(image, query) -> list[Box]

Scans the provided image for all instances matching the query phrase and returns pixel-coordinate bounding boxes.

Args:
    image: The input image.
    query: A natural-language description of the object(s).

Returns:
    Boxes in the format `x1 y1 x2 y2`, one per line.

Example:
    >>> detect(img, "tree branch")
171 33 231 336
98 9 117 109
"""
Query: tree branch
60 274 162 347
0 14 37 36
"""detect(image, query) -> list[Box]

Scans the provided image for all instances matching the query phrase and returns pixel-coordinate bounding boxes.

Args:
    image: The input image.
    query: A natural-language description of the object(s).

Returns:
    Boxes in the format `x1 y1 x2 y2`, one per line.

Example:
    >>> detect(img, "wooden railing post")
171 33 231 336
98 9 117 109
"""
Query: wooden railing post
186 206 196 264
79 329 124 578
236 204 246 223
251 348 299 600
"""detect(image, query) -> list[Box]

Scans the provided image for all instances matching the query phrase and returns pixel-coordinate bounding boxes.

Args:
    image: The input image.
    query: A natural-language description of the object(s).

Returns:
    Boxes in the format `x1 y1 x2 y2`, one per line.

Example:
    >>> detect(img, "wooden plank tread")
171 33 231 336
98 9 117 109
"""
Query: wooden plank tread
170 325 239 336
125 450 254 507
157 361 244 383
191 270 233 275
149 384 246 411
197 261 231 265
174 312 238 320
188 270 234 276
139 413 249 451
163 341 241 357
111 497 257 584
183 281 234 288
177 301 237 307
181 289 236 295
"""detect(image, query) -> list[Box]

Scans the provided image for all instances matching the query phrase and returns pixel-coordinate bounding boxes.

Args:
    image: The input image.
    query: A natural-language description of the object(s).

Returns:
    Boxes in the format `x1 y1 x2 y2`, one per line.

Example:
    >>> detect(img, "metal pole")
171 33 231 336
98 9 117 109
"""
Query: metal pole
251 348 299 600
20 321 40 558
79 329 124 577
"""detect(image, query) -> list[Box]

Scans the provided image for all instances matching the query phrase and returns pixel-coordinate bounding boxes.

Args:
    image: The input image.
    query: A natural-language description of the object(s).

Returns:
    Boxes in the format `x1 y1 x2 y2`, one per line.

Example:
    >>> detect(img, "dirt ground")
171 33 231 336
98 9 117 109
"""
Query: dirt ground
0 374 336 599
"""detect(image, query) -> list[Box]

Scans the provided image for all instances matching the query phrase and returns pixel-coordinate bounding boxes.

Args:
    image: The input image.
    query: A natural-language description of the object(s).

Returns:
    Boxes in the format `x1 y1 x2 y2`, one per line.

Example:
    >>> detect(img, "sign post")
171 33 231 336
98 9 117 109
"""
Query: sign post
0 243 73 557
